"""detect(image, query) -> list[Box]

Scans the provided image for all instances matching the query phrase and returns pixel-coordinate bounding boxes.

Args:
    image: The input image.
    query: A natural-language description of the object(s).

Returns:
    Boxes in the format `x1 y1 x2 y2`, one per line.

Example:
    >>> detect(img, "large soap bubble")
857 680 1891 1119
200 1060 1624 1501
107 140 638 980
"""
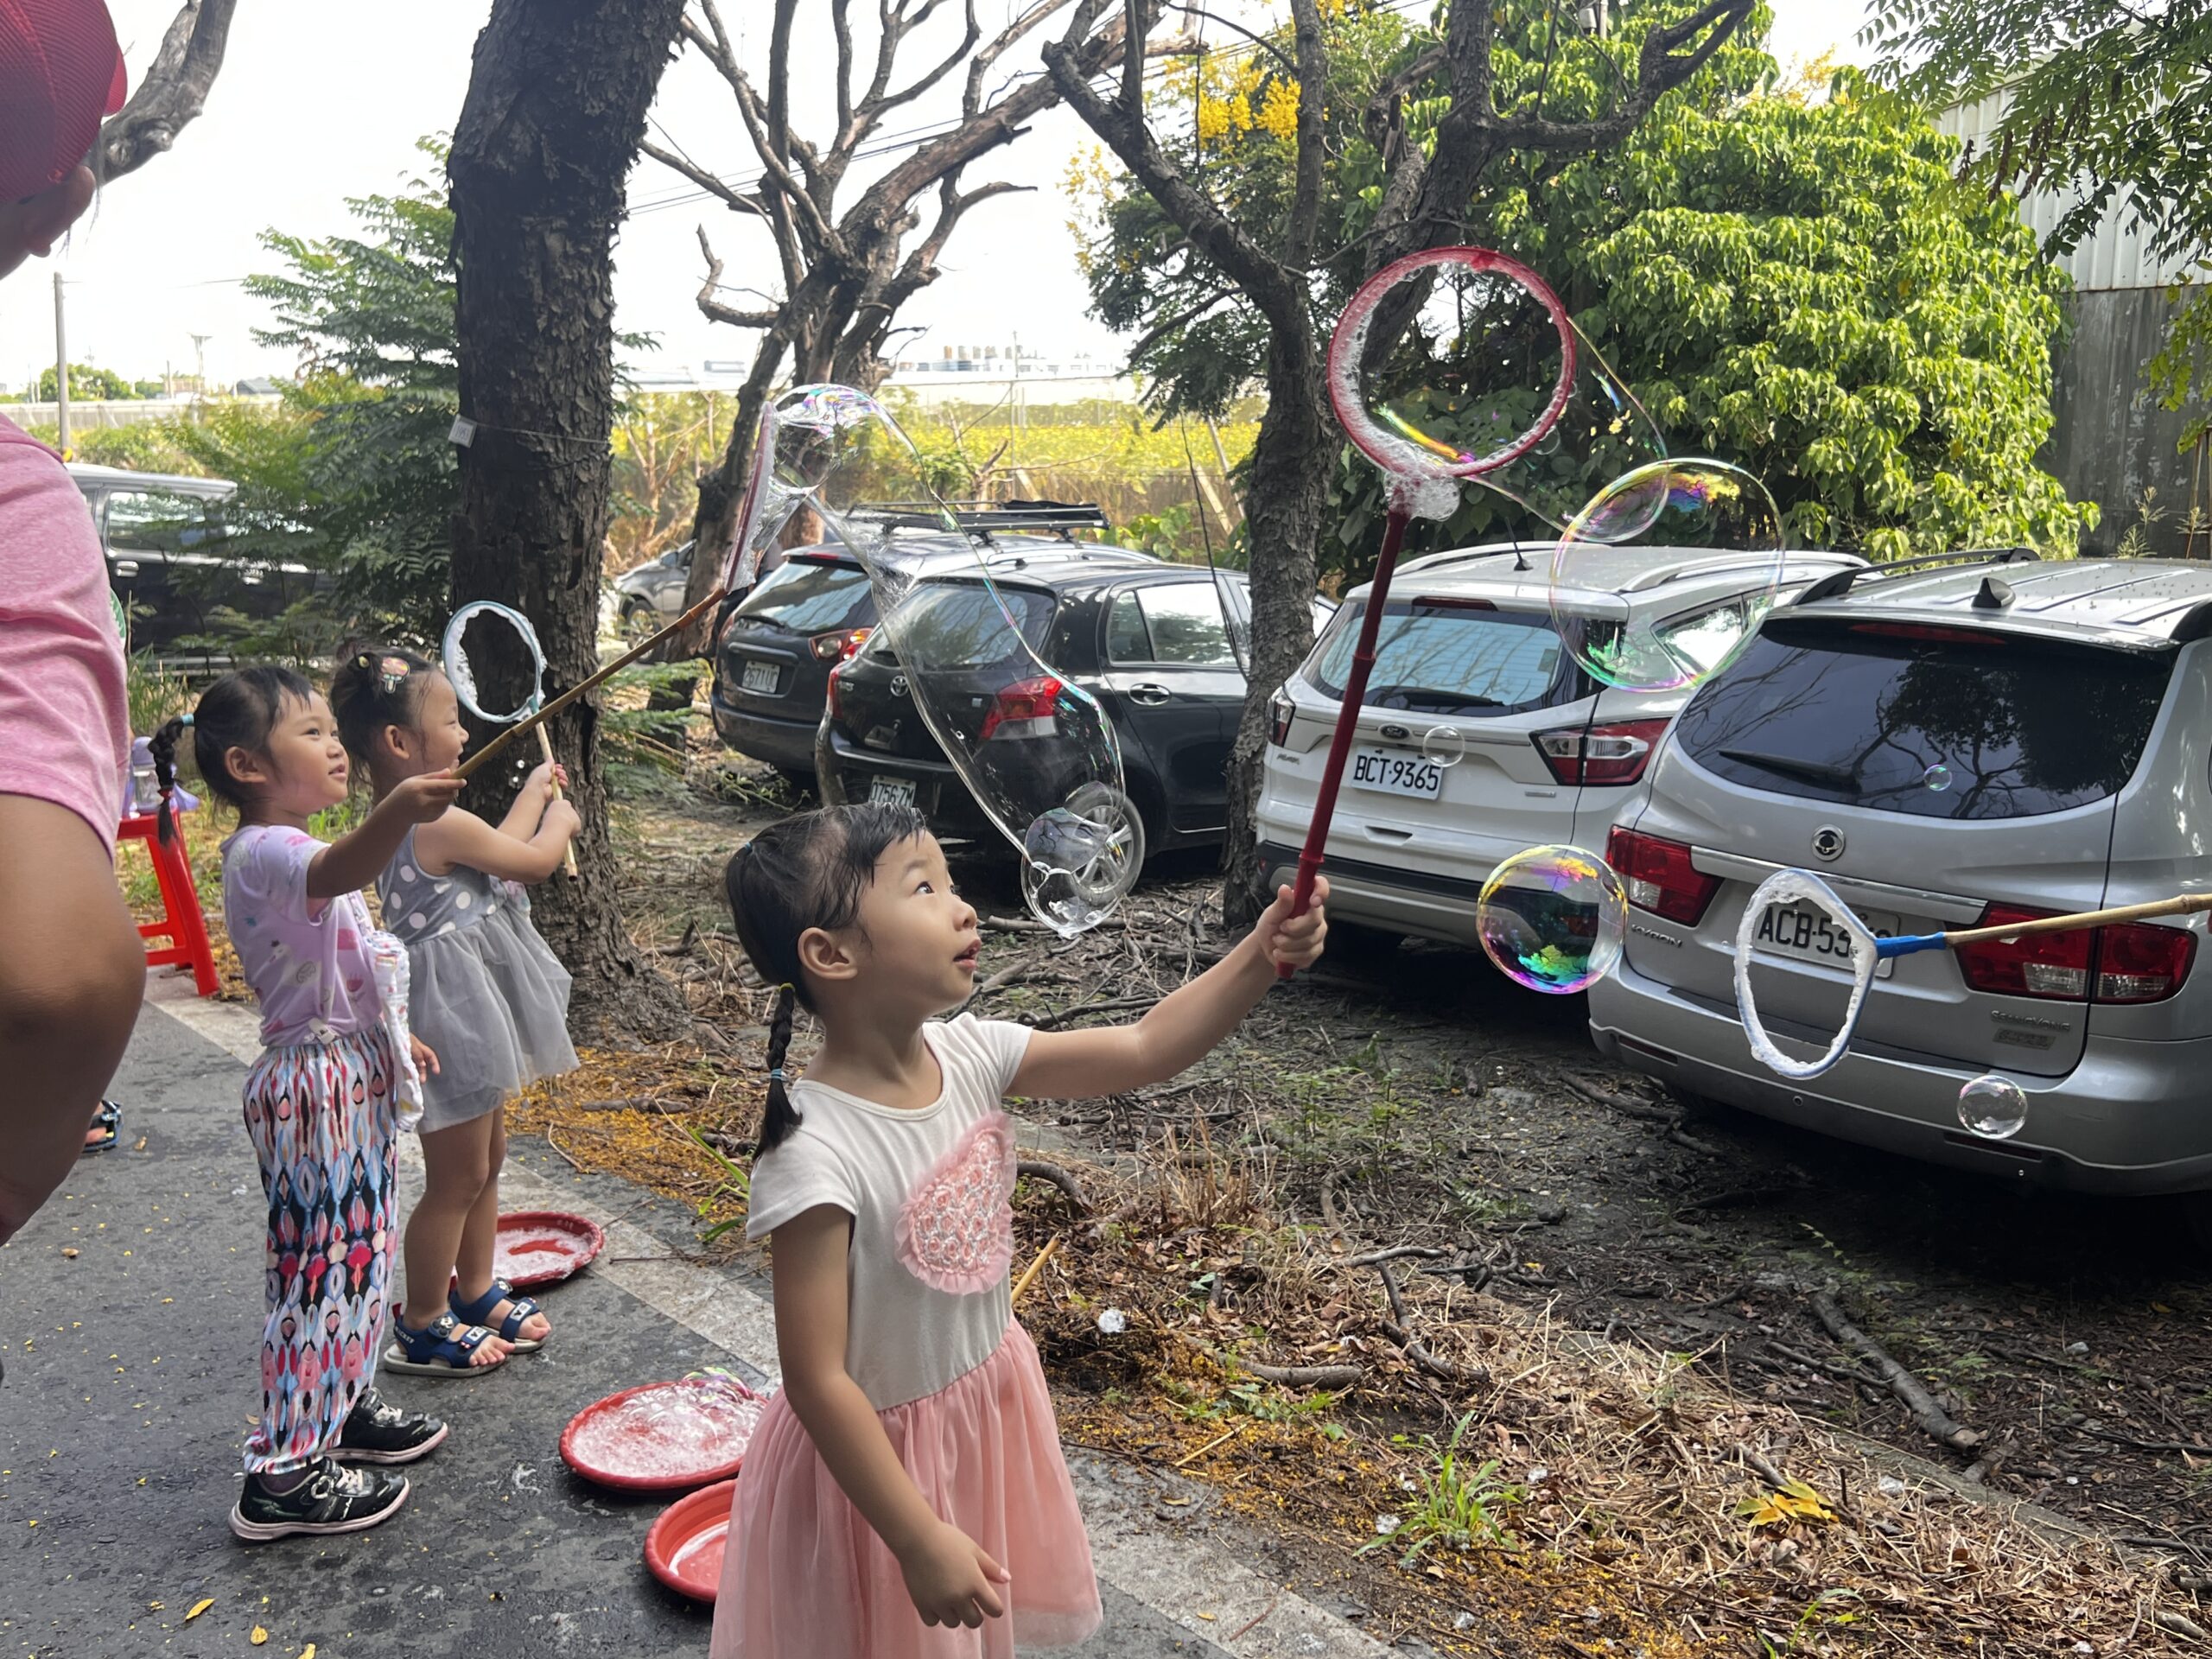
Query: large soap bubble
1956 1075 2029 1141
1329 246 1665 530
1476 844 1627 994
1546 459 1787 693
746 385 1136 936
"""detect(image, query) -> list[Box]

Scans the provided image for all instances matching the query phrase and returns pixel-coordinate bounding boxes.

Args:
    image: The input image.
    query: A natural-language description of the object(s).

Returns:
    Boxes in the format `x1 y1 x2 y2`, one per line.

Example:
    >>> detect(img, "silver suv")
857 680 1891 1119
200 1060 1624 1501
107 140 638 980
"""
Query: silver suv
1256 542 1864 949
1588 553 2212 1198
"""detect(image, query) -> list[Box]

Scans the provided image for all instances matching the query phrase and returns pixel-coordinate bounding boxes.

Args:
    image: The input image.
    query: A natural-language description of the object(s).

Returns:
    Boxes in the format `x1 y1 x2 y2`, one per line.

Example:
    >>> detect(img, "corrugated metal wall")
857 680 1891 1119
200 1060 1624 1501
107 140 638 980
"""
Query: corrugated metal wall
1936 94 2202 292
1937 94 2207 555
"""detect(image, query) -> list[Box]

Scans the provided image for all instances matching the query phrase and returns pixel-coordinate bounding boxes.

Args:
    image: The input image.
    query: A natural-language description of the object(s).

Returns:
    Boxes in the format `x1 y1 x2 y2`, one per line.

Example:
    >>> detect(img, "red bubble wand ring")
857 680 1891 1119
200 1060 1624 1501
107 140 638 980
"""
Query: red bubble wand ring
1279 247 1578 977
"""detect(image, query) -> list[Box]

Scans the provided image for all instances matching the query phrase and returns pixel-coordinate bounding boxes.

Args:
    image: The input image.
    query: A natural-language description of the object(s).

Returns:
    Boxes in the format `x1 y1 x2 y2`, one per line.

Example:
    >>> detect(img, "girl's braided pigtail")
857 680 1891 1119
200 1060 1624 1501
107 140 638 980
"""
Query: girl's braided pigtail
758 982 802 1155
148 715 191 844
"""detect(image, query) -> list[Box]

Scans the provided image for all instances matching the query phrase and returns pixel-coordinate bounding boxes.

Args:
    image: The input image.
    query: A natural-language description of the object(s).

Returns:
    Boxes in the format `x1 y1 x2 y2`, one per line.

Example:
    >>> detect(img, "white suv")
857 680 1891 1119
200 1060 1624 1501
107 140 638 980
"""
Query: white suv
1256 542 1866 950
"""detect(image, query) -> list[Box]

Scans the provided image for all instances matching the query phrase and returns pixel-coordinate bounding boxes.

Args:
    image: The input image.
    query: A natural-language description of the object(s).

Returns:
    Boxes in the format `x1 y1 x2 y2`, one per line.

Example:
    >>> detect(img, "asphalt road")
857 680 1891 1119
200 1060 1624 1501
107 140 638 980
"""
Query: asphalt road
0 995 1394 1659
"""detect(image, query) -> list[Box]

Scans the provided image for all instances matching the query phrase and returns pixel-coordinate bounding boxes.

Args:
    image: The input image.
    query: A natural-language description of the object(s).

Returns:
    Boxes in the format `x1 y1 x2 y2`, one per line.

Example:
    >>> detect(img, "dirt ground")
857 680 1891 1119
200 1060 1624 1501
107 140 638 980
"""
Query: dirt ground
522 747 2212 1650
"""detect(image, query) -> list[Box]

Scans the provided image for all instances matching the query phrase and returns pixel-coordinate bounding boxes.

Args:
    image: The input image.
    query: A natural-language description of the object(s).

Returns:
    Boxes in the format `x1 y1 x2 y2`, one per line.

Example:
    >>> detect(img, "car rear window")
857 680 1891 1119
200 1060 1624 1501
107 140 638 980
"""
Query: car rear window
1675 618 2177 819
1306 599 1573 716
735 557 874 632
870 579 1053 668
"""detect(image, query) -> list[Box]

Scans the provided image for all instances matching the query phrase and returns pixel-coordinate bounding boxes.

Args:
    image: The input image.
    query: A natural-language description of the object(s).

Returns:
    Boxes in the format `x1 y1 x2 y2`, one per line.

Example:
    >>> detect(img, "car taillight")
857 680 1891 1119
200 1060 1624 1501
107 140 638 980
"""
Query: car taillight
1949 904 2194 1003
1270 691 1295 747
1605 827 1720 925
810 626 872 661
980 676 1063 742
2094 921 2196 1002
1955 904 2090 1000
1534 718 1670 786
826 661 847 721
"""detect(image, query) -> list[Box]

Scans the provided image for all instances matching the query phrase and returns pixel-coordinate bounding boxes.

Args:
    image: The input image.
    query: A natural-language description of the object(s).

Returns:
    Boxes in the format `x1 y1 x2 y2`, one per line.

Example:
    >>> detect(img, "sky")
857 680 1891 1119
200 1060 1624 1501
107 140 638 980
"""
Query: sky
0 0 1875 397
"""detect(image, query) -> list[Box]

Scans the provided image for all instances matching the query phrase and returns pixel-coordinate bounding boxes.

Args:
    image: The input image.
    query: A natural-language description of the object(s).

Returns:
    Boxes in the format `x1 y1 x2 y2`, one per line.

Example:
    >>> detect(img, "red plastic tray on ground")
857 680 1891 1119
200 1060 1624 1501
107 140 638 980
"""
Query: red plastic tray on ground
493 1210 606 1288
646 1477 738 1604
561 1376 768 1493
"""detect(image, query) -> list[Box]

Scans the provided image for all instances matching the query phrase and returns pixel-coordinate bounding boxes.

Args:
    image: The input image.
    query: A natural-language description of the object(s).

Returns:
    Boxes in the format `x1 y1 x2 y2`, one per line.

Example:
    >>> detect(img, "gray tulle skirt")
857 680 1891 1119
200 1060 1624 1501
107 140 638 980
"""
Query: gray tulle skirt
405 903 577 1132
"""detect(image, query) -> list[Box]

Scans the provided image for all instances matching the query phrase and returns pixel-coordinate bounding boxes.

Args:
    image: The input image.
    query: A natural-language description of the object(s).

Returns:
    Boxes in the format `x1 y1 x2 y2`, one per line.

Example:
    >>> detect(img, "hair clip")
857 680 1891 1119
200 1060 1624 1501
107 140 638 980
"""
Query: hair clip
378 654 412 692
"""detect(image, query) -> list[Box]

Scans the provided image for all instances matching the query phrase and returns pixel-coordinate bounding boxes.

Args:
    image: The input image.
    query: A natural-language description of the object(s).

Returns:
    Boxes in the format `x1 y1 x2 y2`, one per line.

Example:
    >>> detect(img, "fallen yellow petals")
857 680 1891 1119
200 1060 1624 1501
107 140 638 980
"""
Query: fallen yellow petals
186 1598 213 1620
251 1627 269 1646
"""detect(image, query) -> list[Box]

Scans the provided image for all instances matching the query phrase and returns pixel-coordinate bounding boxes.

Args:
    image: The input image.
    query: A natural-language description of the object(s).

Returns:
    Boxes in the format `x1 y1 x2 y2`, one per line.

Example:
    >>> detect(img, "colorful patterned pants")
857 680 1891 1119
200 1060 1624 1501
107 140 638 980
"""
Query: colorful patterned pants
239 1026 399 1476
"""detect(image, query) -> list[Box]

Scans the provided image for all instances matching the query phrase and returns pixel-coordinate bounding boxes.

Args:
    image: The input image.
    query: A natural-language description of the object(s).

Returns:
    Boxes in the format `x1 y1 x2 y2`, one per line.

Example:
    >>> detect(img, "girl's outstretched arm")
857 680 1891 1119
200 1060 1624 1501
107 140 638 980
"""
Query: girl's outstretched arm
307 772 467 899
414 798 581 886
1011 878 1329 1102
772 1205 1010 1630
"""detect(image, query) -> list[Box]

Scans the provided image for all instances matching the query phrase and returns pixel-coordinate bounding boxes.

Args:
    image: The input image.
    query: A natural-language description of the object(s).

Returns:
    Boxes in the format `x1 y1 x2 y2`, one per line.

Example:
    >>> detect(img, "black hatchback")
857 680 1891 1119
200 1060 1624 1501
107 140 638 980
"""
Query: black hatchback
822 557 1304 875
709 509 1160 782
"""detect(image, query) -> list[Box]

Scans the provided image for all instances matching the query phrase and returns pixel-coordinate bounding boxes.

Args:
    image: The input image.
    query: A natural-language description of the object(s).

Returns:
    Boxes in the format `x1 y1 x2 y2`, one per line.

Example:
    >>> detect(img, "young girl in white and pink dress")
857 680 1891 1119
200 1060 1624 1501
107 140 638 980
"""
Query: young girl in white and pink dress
713 801 1328 1657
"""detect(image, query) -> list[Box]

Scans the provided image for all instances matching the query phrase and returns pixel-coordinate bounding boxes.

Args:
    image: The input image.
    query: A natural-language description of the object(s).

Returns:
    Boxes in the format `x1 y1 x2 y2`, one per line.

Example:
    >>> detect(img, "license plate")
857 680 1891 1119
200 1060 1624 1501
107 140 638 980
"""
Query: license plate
1751 902 1900 979
740 658 780 695
870 776 917 808
1348 747 1443 801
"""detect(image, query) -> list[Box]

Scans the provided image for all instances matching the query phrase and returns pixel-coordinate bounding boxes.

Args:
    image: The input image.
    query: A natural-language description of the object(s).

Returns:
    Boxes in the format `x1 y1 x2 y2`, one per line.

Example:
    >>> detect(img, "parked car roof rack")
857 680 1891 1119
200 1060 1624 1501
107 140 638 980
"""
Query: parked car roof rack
1792 546 2038 606
849 499 1110 542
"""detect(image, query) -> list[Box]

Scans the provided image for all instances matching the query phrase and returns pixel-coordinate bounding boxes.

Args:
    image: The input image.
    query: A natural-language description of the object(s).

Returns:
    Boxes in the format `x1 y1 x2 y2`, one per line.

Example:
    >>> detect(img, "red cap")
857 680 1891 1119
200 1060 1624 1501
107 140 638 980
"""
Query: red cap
0 0 128 203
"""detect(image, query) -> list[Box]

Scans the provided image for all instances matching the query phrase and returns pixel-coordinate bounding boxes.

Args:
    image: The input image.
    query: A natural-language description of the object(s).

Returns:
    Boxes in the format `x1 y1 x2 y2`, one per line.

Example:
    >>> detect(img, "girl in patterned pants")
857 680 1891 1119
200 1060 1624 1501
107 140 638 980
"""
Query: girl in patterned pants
150 669 464 1541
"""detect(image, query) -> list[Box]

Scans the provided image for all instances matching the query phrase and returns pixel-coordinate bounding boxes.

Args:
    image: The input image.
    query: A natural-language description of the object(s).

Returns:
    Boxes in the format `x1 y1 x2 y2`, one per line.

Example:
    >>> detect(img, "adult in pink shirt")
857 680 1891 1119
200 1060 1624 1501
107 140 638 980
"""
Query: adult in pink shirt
0 0 144 1244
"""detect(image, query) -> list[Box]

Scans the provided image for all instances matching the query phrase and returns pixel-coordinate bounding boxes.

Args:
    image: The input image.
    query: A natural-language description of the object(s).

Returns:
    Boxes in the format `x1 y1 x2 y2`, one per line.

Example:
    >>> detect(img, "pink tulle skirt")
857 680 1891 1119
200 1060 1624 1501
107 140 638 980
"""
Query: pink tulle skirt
710 1320 1102 1658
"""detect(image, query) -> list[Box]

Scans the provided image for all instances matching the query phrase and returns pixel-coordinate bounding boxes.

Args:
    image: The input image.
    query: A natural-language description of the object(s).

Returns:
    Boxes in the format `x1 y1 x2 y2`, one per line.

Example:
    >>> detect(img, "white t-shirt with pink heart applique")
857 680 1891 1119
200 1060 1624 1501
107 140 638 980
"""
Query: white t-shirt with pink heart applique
744 1013 1033 1410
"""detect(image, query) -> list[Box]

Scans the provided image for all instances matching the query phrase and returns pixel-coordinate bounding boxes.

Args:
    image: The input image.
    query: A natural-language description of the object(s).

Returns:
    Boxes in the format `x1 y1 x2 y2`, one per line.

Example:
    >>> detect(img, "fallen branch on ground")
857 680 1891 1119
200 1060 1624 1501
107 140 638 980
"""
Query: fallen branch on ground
1376 1260 1489 1388
1017 1160 1092 1213
1810 1289 1983 1453
1033 995 1159 1031
1561 1075 1676 1123
1176 1331 1363 1391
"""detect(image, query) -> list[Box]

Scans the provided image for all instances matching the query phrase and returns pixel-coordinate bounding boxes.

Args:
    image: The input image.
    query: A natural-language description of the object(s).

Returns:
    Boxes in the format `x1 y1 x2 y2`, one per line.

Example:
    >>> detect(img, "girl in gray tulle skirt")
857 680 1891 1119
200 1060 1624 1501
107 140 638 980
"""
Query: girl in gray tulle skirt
332 645 582 1379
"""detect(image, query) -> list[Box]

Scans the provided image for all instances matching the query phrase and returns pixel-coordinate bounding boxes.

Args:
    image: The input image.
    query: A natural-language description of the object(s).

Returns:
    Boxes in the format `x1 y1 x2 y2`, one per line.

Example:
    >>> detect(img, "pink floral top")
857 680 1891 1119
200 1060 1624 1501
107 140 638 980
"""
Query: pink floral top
743 1014 1033 1410
221 823 385 1046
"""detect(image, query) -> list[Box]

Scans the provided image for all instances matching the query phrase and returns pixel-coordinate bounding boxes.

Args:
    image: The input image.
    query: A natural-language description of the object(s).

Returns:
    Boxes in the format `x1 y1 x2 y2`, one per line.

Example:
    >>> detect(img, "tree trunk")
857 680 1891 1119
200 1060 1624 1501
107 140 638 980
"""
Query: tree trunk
1221 317 1330 925
448 0 689 1041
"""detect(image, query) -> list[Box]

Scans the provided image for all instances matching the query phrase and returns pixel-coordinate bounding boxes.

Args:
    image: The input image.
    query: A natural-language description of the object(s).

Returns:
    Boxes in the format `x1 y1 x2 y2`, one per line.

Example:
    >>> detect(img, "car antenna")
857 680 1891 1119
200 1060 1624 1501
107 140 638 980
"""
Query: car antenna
1509 532 1529 574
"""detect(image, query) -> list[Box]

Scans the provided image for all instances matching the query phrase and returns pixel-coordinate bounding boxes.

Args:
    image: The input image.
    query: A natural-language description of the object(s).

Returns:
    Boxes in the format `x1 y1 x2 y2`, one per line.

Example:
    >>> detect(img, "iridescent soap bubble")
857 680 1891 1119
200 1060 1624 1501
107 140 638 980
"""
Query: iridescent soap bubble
1956 1074 2029 1141
740 385 1135 936
1421 725 1466 768
1476 844 1627 994
1546 460 1788 693
1326 246 1662 528
1923 763 1953 792
1019 790 1140 936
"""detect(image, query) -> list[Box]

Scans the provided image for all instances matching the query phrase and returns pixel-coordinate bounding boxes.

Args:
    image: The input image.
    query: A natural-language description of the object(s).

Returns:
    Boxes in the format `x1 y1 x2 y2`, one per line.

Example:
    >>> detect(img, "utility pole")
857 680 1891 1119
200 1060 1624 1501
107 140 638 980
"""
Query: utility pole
189 333 212 397
52 272 68 457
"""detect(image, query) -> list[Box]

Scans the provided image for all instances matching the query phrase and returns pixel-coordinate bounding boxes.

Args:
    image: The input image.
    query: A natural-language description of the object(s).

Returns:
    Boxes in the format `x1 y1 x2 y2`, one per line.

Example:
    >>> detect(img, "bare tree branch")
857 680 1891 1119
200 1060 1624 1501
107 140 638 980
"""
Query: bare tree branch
694 226 779 328
642 139 760 216
98 0 238 181
1043 1 1301 327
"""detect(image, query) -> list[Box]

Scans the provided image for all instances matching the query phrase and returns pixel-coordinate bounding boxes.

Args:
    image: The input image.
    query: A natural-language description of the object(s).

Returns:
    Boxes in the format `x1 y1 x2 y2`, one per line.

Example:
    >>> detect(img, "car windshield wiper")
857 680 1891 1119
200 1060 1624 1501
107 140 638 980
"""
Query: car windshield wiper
1368 686 1507 712
1719 748 1860 793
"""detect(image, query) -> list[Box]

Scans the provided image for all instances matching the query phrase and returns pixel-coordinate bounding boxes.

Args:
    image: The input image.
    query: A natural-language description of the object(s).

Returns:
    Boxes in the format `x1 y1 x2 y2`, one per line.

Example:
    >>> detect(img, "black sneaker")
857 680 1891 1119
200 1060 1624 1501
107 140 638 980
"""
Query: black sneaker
229 1459 409 1542
333 1388 448 1465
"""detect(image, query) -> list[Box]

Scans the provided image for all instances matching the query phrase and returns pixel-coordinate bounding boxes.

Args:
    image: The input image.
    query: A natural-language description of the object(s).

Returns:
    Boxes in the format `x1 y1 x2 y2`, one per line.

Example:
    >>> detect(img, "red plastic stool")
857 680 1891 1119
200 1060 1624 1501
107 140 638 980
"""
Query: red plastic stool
118 813 219 997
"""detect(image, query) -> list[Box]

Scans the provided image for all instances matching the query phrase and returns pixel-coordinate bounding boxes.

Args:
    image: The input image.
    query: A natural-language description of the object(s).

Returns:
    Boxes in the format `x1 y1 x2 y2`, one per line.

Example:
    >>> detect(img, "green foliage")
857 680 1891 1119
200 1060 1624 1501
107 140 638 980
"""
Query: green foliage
1870 1 2212 447
1359 1410 1522 1566
32 363 148 401
205 139 463 650
1070 2 2090 577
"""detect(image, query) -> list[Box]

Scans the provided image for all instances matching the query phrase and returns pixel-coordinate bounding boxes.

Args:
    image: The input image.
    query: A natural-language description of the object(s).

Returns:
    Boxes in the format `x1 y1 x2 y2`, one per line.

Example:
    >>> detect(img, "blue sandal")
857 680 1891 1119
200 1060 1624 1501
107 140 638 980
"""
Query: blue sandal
449 1279 549 1354
81 1100 121 1155
383 1310 507 1378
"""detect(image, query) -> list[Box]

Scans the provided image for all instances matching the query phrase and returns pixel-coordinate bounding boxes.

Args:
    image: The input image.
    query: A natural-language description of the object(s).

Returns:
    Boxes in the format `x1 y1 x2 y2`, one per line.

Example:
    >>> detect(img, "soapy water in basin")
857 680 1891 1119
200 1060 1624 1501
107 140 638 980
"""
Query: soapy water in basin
567 1379 767 1482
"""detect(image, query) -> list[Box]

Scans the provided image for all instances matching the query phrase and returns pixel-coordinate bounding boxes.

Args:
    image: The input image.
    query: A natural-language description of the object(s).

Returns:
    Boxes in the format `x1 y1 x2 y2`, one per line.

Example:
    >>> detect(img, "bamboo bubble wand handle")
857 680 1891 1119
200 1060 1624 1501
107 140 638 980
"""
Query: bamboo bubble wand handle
453 585 726 783
534 724 579 879
1012 1234 1061 1306
1878 893 2212 959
